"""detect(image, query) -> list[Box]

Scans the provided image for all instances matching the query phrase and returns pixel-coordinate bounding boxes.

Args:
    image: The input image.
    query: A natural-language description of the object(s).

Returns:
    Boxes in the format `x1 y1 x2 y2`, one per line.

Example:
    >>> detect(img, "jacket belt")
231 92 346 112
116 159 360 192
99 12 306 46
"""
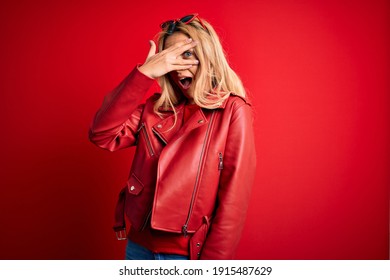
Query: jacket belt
113 187 127 240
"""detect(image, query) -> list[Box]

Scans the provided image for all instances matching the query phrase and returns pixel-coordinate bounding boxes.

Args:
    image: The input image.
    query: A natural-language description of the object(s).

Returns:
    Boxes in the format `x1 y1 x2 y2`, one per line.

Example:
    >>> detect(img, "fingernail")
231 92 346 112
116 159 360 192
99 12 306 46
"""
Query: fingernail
195 60 199 64
187 38 193 42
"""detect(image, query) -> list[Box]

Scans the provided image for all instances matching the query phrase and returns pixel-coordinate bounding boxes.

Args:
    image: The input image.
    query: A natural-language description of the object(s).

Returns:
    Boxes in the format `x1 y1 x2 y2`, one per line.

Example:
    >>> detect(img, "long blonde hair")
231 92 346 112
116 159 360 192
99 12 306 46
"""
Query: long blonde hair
154 16 246 116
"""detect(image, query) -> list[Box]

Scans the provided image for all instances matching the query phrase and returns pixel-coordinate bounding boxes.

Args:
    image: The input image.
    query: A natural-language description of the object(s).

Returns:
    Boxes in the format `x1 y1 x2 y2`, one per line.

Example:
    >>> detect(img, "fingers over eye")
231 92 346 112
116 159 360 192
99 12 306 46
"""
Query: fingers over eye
173 64 195 71
173 58 199 65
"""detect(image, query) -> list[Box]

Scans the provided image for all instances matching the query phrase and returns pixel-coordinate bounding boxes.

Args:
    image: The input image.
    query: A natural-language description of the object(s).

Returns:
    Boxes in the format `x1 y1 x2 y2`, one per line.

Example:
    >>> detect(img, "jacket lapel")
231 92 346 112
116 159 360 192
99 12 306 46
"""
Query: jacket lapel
152 107 208 145
151 108 183 145
173 108 208 141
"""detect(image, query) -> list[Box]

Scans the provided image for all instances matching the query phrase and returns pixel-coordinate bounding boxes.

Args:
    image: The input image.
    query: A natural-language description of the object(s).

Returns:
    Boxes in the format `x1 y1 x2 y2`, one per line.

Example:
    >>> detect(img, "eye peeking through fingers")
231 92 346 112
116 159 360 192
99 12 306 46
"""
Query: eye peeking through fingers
183 50 193 58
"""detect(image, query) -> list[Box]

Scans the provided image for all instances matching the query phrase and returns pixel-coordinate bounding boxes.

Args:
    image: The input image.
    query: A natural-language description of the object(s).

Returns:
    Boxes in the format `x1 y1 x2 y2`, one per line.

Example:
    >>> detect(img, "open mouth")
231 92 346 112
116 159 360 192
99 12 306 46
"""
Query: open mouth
179 77 193 89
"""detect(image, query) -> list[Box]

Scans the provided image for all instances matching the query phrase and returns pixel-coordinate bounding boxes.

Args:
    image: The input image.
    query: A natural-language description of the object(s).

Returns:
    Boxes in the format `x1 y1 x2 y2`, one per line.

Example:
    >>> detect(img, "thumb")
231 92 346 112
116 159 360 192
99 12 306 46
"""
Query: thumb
146 40 156 60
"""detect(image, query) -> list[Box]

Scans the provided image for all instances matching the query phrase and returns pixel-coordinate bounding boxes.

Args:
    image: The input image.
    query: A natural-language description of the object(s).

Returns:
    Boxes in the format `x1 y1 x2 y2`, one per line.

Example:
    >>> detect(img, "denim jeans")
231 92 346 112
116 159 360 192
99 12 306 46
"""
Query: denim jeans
125 239 189 260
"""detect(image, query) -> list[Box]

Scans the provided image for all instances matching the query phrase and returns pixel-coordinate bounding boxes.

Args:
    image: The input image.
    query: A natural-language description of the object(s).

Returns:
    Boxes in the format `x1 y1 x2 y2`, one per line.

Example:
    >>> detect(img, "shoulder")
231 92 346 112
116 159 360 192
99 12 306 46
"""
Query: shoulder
215 93 254 127
222 93 252 113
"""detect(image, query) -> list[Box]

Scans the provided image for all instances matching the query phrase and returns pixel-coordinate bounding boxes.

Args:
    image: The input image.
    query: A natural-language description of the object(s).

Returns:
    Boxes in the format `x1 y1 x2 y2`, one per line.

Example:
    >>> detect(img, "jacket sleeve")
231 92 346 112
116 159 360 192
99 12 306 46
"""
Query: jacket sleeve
201 101 257 259
89 67 155 151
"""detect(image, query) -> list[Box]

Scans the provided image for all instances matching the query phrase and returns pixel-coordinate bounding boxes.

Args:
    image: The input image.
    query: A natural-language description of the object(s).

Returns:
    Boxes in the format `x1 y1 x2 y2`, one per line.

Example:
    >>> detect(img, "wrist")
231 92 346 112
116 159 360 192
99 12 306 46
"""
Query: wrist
138 65 155 79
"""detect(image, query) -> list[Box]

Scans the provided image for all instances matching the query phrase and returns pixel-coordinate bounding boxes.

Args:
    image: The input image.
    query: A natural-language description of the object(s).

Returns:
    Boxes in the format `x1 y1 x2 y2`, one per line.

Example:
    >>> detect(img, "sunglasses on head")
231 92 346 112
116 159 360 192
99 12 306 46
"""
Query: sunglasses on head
160 13 207 34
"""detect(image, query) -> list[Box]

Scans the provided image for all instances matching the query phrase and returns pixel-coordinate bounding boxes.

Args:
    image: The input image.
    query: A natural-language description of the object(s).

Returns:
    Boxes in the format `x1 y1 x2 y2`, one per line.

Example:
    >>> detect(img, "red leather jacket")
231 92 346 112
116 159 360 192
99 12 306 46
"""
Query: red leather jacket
89 67 256 259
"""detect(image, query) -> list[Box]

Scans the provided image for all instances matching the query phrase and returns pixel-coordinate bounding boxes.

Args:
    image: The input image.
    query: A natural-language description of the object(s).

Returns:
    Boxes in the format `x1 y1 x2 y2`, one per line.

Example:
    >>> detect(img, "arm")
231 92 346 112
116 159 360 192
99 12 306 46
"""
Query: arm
201 102 257 259
89 38 199 151
88 67 154 151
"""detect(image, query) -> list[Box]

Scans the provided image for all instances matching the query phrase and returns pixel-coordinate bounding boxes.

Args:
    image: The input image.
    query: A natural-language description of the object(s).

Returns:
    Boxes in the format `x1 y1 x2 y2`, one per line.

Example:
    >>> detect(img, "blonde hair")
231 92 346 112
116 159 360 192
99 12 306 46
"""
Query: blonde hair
154 17 246 116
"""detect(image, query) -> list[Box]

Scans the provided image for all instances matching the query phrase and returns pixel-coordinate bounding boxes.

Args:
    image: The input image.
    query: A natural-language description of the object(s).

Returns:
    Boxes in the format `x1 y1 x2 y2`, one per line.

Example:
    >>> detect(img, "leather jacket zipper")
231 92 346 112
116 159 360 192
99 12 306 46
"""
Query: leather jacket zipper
138 123 155 157
152 127 167 145
218 152 224 170
182 111 216 237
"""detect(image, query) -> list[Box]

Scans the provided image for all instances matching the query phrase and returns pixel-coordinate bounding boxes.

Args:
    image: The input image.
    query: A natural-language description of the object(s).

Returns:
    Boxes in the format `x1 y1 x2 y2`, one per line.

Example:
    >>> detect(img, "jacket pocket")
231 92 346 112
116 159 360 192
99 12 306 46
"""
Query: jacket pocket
124 173 155 231
127 173 144 195
113 174 147 234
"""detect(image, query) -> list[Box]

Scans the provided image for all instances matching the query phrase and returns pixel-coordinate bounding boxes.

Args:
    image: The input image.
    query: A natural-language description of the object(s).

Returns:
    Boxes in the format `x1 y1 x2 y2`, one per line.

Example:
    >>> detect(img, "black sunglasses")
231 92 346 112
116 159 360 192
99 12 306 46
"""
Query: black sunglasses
160 14 207 34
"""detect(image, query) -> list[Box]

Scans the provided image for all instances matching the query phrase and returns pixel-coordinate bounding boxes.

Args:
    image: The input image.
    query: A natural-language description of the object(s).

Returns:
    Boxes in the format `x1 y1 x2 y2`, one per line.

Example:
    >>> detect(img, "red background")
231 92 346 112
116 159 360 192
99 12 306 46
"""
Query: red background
0 0 389 259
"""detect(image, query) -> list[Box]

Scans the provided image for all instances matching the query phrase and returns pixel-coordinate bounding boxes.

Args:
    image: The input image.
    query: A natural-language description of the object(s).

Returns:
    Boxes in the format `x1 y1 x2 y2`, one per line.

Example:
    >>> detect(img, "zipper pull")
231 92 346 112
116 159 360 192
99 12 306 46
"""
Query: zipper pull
182 225 188 237
137 122 145 133
218 152 223 170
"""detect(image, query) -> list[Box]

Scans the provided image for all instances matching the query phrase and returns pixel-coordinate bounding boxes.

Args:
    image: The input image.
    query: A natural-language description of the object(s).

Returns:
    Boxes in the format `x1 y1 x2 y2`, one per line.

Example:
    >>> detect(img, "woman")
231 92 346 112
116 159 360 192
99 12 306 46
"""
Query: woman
89 14 256 260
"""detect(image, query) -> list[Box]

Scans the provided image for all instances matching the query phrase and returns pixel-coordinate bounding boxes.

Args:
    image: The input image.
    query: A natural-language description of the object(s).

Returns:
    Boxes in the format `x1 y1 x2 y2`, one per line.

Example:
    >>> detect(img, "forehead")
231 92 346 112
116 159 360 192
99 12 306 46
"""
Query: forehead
164 32 189 49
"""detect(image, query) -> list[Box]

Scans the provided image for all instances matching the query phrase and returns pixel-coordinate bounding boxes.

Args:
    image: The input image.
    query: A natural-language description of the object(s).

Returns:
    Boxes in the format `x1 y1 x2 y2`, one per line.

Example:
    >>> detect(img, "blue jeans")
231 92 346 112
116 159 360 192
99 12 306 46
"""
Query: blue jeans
125 239 189 260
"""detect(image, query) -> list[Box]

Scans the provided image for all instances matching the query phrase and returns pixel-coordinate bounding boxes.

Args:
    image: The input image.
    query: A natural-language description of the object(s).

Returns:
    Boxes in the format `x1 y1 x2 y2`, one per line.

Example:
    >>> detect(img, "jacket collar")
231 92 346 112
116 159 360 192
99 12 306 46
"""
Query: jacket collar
157 92 248 112
152 92 249 144
152 105 209 145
